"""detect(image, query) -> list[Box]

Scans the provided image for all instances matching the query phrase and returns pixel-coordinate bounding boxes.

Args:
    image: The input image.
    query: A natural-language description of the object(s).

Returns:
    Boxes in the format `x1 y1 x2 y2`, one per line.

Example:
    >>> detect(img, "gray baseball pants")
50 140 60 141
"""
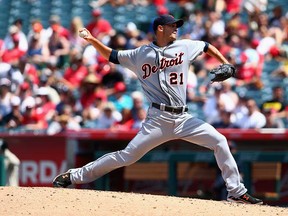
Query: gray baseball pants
69 107 247 198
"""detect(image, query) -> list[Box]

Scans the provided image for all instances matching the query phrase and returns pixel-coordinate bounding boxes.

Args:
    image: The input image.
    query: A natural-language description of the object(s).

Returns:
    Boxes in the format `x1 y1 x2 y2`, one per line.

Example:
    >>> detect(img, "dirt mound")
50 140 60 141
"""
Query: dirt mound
0 187 287 216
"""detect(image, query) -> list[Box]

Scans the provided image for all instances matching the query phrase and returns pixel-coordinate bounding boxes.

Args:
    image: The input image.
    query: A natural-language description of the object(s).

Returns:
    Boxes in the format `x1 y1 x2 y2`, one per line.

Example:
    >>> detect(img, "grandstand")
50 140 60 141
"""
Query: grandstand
0 0 287 36
0 0 158 38
0 0 287 127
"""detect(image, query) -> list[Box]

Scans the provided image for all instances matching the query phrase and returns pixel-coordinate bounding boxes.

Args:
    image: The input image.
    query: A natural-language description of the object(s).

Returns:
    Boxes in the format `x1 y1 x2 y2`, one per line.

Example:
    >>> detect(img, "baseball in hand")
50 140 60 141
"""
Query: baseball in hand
79 30 88 38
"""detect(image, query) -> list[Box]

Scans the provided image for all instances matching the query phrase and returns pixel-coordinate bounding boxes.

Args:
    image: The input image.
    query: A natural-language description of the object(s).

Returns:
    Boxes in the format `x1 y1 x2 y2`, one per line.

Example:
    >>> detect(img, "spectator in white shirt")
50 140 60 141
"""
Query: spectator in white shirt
96 102 122 129
208 11 225 37
3 25 28 52
232 95 249 125
235 98 266 128
203 84 236 124
0 78 13 119
132 107 146 129
47 113 81 135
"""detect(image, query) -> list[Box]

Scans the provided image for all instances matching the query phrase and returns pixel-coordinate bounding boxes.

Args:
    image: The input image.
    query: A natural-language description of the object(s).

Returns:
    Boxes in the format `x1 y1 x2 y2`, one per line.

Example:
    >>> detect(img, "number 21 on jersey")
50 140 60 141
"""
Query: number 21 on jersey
169 72 183 85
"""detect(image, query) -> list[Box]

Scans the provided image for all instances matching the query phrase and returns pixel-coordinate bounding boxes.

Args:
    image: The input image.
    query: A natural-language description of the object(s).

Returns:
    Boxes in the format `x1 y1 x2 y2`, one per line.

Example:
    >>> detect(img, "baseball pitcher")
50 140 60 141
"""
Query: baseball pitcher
53 14 262 204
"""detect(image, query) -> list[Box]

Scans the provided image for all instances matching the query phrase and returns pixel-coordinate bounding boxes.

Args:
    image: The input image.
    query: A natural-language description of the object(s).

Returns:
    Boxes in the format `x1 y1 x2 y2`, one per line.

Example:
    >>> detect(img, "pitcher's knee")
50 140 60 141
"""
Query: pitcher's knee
118 149 142 167
218 134 228 144
216 137 230 151
211 133 229 151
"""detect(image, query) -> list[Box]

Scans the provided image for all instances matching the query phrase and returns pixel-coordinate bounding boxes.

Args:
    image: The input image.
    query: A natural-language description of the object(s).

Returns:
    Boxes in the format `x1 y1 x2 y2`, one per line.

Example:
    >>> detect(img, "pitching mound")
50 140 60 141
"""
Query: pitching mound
0 187 287 216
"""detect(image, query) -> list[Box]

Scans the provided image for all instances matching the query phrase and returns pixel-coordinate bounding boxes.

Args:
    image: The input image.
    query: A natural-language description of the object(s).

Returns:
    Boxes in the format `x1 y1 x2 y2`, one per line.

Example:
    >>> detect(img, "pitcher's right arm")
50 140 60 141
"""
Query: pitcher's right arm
79 28 118 63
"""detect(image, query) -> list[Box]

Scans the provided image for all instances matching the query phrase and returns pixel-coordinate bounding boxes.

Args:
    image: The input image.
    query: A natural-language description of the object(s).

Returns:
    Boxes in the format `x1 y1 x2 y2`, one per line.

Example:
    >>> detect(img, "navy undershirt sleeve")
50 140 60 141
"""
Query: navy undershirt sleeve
109 49 120 64
204 42 209 53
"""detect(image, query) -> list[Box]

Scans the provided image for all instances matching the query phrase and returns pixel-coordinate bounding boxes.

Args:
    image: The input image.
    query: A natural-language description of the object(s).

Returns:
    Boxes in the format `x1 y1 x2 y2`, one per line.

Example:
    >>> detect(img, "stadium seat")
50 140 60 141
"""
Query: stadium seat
266 0 288 13
262 59 282 76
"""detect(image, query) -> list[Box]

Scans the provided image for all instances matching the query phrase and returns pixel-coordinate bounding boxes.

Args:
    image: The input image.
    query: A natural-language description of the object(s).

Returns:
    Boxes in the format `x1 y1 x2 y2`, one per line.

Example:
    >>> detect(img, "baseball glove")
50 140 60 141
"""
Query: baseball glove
210 64 236 82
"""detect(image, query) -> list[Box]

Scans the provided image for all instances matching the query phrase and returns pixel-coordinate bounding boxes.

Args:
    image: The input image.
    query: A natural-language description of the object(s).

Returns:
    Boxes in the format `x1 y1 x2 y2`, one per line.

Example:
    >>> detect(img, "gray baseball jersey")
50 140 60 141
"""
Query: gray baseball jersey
68 39 247 199
118 40 205 106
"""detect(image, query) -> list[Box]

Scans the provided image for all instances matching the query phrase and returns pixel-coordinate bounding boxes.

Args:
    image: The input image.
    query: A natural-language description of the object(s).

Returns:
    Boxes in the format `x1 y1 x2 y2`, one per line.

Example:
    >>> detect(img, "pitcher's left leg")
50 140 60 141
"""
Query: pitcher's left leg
174 114 246 198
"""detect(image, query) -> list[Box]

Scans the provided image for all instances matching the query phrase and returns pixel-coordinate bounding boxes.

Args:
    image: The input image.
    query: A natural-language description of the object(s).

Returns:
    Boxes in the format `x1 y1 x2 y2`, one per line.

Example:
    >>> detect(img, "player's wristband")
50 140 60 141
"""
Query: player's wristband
204 42 209 52
109 49 120 64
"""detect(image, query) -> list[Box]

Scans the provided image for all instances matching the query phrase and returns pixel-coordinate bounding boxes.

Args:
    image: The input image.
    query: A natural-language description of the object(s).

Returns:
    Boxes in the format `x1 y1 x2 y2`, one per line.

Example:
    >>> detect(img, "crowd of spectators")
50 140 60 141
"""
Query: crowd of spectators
0 0 288 134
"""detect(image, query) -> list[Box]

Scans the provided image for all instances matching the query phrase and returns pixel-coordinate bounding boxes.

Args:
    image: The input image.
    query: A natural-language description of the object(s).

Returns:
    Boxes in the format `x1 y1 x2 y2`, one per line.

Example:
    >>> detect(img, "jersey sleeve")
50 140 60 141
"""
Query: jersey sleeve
184 40 206 61
117 48 139 72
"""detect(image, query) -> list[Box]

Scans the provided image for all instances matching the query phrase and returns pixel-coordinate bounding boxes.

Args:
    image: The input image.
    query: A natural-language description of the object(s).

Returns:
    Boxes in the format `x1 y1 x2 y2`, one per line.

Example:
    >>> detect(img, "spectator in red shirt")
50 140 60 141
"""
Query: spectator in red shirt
61 51 89 90
2 33 26 66
18 61 39 86
21 97 47 130
232 38 262 89
47 15 70 40
80 73 107 109
222 0 243 15
111 108 134 131
35 87 56 123
204 35 232 70
86 9 114 41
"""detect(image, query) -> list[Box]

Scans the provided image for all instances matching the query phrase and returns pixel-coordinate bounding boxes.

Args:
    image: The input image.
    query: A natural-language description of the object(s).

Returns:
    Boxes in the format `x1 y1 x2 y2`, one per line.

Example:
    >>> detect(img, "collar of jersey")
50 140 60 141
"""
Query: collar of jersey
151 41 174 49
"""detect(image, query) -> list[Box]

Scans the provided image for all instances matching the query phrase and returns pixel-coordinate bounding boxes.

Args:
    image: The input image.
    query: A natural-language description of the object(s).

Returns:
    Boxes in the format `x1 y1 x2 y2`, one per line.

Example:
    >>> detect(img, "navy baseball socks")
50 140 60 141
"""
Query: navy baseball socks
227 192 263 204
52 172 72 188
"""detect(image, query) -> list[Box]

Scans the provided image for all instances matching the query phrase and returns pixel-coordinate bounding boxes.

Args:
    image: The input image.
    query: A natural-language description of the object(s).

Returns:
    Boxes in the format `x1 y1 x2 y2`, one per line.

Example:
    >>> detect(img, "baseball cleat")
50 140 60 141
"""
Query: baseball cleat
52 172 72 188
227 193 263 204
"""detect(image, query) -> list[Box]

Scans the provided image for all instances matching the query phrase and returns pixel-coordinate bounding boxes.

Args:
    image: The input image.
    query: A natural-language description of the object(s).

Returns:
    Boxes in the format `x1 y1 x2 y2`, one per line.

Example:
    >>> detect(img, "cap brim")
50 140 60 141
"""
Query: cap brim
167 19 184 28
175 19 184 28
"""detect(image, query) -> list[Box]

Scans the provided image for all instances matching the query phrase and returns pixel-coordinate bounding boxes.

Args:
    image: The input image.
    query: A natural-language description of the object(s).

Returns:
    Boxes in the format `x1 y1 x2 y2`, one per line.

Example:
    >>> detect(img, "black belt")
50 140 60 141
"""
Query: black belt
152 103 188 114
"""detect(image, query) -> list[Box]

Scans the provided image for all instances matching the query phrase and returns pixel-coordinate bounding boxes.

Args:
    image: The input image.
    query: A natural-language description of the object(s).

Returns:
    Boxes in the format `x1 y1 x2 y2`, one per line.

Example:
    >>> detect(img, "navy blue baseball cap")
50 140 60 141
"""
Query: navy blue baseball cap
153 15 184 32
